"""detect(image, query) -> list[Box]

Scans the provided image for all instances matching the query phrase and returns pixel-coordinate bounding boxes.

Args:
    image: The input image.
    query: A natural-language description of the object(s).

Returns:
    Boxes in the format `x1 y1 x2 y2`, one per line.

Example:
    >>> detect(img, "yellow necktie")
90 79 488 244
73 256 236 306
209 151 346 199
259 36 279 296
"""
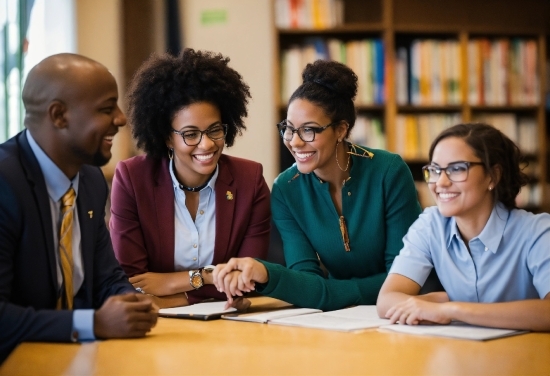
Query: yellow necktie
57 187 76 310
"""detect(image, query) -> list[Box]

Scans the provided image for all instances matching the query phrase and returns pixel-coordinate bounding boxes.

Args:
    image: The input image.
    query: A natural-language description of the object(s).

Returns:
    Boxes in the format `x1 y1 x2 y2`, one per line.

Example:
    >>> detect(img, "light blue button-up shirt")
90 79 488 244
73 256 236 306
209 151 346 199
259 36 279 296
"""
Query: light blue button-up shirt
390 202 550 302
169 159 217 270
27 130 95 341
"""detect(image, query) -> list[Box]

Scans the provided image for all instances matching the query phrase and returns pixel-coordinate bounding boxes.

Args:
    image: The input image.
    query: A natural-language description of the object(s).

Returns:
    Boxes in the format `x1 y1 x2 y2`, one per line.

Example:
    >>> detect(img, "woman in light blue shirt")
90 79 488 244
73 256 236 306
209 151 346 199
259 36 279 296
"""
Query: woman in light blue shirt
377 123 550 331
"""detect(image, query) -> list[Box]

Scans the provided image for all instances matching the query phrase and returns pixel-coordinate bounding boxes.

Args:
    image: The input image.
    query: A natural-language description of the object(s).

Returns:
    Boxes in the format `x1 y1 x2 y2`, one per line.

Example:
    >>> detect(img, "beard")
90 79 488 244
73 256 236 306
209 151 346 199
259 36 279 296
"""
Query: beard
71 144 111 167
91 149 110 166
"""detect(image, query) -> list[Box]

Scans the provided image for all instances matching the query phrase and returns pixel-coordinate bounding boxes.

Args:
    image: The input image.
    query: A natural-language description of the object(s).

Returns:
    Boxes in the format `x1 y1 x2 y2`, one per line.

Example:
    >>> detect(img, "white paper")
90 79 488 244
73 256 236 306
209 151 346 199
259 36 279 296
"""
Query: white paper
223 308 321 323
269 306 390 332
379 321 527 341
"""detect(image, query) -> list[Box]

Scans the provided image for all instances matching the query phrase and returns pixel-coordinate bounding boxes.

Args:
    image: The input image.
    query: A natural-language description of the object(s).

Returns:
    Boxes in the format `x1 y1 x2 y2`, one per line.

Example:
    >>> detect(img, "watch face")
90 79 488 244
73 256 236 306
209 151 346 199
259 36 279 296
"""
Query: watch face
191 273 203 289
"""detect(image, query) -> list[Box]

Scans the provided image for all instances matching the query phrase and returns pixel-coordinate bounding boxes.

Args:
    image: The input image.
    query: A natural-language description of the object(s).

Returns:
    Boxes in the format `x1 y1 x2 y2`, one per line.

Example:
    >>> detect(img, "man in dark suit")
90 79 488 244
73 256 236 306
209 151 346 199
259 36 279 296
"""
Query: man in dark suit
0 53 157 363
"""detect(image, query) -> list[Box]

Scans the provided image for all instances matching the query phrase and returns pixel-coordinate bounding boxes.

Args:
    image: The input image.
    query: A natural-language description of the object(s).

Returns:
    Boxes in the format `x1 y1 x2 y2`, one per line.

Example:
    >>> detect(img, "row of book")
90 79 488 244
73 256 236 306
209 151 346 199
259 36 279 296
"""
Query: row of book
280 38 384 105
349 115 386 150
275 0 344 29
394 113 538 160
468 39 539 106
395 113 462 160
471 113 538 155
396 40 462 106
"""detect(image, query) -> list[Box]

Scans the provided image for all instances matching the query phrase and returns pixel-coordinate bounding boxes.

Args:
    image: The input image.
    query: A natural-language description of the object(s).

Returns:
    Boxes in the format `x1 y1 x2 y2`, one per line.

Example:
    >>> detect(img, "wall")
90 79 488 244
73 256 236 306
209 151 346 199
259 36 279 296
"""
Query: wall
181 0 278 186
74 0 277 185
75 0 131 179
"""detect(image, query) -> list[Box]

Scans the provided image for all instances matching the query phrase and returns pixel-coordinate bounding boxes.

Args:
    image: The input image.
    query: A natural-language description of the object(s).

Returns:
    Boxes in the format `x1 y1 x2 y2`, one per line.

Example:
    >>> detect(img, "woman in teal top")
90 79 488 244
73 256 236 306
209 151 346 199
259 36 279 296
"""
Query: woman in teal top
213 60 421 310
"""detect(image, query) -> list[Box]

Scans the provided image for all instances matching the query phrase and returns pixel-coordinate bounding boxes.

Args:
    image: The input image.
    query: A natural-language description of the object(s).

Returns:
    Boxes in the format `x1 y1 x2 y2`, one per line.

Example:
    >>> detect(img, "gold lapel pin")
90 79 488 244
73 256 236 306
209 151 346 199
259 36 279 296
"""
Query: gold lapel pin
88 210 93 218
226 191 233 201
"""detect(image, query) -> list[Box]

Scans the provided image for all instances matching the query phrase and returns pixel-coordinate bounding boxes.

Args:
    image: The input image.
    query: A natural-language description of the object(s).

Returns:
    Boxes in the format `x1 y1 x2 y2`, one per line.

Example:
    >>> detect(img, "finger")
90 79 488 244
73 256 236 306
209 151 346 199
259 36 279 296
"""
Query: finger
123 299 155 312
237 276 250 293
214 265 232 291
388 312 399 324
115 293 141 303
129 275 143 284
224 295 234 310
237 270 255 291
218 274 234 302
398 312 409 325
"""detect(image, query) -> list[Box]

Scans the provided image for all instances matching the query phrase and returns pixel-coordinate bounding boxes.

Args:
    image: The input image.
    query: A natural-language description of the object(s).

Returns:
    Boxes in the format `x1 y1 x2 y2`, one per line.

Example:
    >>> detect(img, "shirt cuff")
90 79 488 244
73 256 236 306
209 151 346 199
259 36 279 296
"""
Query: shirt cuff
72 309 96 342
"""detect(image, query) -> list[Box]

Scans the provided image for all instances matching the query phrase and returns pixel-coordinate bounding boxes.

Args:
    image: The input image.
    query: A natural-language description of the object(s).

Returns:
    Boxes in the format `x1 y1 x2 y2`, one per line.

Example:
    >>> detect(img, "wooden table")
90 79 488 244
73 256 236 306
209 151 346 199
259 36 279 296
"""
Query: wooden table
1 297 549 375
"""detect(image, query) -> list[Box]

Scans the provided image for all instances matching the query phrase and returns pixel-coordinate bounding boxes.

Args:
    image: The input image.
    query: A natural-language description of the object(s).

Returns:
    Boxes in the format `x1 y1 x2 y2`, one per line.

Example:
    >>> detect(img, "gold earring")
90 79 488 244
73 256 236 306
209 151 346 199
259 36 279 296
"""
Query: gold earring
335 140 350 172
168 148 174 160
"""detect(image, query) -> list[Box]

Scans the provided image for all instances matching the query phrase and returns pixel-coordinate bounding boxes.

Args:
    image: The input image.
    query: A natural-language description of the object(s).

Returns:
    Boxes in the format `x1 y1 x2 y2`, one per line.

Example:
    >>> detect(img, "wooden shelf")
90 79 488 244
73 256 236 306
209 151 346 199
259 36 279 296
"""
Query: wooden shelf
470 105 539 112
398 105 462 113
273 0 549 211
278 23 384 35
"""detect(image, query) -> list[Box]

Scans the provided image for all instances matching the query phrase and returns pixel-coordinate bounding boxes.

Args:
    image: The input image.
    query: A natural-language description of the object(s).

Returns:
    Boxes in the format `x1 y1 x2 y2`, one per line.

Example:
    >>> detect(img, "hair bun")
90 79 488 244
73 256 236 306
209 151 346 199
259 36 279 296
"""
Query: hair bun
302 60 358 101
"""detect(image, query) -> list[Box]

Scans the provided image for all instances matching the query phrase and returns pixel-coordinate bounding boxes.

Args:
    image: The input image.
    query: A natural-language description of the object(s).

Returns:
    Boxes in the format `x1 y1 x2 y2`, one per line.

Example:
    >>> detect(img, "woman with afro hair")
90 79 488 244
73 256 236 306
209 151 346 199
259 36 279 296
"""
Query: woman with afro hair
110 49 270 309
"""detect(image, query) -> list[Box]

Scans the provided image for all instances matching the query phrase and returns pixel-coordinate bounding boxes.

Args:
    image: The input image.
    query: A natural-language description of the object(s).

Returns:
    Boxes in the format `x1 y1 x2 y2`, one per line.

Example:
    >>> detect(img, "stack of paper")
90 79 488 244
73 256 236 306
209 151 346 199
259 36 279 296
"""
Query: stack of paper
224 305 390 332
379 321 527 341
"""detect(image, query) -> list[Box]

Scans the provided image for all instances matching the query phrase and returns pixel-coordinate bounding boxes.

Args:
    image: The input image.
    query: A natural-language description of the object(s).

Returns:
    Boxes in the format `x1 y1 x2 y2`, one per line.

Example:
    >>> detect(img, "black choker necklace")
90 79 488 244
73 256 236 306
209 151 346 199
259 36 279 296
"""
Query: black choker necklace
178 180 209 192
177 172 215 192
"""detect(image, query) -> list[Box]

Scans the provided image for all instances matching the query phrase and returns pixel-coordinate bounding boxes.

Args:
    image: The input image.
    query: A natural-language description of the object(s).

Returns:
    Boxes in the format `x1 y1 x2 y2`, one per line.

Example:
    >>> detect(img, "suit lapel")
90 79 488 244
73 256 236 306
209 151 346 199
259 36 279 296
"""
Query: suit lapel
18 132 59 291
213 157 235 264
154 160 176 271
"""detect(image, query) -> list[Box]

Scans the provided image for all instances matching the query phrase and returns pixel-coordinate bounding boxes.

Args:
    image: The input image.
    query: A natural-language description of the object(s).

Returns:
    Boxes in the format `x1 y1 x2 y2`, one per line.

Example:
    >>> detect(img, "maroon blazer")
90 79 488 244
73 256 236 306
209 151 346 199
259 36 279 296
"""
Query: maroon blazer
109 154 271 304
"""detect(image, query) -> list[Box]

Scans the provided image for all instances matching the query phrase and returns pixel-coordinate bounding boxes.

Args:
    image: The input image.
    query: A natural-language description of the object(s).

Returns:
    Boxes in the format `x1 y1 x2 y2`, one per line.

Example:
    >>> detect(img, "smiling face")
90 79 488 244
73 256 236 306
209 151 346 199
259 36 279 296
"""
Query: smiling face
429 137 495 223
167 101 225 187
285 98 346 179
65 67 126 168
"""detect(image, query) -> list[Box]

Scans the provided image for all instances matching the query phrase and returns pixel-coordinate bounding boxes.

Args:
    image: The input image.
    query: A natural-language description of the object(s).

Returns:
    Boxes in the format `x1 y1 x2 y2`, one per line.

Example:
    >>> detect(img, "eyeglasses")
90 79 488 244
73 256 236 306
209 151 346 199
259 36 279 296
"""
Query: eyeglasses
422 161 484 183
172 124 227 146
276 120 340 142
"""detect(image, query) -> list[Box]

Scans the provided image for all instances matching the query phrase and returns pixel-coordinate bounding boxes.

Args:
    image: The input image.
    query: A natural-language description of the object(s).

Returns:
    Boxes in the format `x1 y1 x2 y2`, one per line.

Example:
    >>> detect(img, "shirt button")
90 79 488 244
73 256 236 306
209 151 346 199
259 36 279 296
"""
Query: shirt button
193 244 197 248
199 210 204 215
348 192 351 196
484 247 488 252
193 257 197 261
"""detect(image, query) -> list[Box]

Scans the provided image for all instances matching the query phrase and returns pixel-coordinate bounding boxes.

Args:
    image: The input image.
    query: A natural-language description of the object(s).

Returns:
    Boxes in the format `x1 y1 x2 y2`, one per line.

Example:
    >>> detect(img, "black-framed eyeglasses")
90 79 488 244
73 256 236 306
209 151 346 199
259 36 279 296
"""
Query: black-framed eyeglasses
276 120 340 142
172 124 227 146
422 161 485 183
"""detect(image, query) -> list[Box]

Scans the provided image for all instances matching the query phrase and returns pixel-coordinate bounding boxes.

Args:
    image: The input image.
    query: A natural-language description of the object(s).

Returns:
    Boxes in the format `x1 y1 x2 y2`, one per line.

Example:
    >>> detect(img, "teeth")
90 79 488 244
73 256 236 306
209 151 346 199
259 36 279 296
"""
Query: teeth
439 193 458 199
195 153 214 161
104 136 114 141
295 151 314 159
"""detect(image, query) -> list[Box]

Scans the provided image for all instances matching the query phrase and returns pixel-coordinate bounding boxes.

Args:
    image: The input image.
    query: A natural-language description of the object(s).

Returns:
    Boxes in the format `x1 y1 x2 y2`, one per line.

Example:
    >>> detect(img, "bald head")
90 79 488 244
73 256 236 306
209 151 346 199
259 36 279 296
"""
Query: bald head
22 53 111 129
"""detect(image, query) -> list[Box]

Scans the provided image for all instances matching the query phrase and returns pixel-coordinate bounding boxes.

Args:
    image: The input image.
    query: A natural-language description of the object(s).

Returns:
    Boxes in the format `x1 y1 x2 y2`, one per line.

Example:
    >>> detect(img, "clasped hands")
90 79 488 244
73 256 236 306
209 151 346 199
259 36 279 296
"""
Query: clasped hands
94 293 158 339
212 257 269 309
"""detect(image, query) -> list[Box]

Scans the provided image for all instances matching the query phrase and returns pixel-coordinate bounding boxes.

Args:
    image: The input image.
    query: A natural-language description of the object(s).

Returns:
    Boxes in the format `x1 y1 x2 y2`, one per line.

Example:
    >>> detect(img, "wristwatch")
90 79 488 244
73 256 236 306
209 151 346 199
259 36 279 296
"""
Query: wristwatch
189 265 215 290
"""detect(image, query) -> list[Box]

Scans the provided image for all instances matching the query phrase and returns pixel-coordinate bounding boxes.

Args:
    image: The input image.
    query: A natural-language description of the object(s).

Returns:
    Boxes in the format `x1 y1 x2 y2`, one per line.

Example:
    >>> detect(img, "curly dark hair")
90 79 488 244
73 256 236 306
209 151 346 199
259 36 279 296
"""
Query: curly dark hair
289 60 358 138
127 48 251 158
429 122 530 210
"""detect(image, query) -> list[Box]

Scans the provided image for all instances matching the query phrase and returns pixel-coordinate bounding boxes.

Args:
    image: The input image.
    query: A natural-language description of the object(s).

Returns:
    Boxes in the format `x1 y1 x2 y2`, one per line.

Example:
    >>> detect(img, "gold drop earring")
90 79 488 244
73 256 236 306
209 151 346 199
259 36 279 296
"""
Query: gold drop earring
335 139 350 172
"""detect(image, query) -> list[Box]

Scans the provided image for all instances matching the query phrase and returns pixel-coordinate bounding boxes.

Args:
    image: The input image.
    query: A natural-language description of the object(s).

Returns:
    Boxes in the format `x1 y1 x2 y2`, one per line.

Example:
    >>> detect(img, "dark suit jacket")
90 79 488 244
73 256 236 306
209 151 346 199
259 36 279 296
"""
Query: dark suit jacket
110 154 271 304
0 131 134 363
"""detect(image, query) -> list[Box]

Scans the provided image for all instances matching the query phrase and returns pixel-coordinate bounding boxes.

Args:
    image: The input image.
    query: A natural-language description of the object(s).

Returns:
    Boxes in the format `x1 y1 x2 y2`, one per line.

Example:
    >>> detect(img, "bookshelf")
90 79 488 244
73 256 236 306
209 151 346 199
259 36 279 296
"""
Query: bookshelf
274 0 550 211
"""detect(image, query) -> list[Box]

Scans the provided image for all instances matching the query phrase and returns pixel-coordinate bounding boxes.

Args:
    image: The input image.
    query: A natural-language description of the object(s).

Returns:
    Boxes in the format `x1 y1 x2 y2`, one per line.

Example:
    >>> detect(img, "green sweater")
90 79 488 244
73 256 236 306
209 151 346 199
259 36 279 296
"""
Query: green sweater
257 146 421 310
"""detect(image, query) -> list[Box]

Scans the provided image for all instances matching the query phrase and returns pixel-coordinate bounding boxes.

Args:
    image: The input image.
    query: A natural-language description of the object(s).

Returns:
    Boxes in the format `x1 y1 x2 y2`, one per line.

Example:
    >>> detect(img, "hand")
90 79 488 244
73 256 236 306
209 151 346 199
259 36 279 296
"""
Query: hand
226 297 251 311
94 294 158 339
385 296 452 325
151 293 189 309
129 272 178 296
213 258 268 302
